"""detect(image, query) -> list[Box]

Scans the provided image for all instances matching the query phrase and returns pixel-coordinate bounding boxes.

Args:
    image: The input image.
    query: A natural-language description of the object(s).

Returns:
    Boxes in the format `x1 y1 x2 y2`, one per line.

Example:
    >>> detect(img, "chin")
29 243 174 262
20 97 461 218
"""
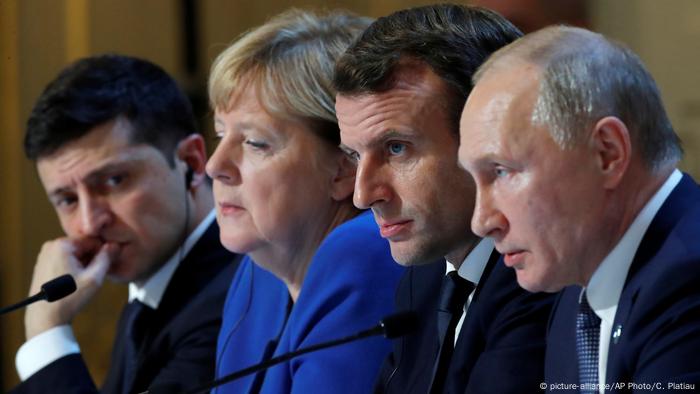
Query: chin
219 234 258 254
389 244 440 267
105 270 134 285
516 271 563 294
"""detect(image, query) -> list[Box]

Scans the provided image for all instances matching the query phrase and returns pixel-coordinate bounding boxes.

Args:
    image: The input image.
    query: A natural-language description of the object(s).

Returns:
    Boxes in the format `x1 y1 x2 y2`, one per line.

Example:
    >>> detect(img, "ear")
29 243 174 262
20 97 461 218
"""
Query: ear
330 153 357 201
175 134 208 188
590 116 631 190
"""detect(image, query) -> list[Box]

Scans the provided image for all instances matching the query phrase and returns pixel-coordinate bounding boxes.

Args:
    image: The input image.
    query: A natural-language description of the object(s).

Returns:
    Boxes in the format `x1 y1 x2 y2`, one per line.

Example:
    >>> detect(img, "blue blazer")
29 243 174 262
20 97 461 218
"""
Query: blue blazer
11 221 240 394
545 174 700 393
215 211 404 394
375 252 556 394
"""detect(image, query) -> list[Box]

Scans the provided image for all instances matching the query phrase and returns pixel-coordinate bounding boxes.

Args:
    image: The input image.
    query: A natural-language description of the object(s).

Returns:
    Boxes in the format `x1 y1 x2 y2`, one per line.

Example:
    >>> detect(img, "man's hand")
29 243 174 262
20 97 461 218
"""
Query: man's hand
24 237 119 340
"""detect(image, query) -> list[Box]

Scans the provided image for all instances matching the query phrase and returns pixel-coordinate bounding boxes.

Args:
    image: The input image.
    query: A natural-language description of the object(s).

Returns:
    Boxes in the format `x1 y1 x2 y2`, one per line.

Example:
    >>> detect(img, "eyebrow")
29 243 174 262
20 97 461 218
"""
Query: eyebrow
47 160 136 197
338 143 356 156
349 129 418 152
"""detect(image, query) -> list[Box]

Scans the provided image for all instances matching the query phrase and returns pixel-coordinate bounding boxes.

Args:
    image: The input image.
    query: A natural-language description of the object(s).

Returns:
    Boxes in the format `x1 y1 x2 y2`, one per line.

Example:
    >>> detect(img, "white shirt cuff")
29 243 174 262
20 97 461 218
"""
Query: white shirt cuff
15 325 81 381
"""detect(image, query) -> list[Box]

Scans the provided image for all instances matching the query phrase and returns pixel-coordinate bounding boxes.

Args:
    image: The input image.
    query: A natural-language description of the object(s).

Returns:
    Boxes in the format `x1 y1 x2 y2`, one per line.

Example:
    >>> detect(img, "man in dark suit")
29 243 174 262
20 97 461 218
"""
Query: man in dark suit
12 54 240 394
459 26 700 392
334 5 555 393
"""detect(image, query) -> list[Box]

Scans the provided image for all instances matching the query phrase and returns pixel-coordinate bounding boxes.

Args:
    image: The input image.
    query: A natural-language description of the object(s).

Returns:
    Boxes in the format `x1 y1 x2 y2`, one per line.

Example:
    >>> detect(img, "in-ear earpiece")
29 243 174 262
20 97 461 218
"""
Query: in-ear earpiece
185 166 194 188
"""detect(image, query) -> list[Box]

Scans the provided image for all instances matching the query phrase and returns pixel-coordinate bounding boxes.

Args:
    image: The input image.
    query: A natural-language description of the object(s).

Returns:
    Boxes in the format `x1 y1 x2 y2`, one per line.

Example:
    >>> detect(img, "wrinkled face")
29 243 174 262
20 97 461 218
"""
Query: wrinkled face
337 65 476 265
458 66 606 292
206 85 341 266
37 118 188 284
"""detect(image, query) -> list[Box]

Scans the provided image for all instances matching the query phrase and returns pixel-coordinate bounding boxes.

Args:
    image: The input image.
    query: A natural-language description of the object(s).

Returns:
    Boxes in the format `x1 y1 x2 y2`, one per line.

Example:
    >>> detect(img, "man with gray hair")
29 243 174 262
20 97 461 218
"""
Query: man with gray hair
459 25 700 392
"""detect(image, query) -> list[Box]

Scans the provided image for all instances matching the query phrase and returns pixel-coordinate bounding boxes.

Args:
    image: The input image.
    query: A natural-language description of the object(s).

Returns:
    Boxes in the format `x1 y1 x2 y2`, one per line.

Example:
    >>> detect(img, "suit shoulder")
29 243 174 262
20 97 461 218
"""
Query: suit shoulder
310 211 403 282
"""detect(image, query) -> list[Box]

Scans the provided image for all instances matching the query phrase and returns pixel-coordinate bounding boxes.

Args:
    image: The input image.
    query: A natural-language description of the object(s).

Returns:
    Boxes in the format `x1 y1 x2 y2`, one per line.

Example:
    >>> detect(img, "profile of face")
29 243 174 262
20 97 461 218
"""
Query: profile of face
337 64 476 266
458 65 609 292
206 84 351 267
36 118 191 284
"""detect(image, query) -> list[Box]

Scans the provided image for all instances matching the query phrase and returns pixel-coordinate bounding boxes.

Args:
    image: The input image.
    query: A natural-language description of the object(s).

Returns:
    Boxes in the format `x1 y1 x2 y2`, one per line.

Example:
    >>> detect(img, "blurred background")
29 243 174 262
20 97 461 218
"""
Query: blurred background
1 0 698 390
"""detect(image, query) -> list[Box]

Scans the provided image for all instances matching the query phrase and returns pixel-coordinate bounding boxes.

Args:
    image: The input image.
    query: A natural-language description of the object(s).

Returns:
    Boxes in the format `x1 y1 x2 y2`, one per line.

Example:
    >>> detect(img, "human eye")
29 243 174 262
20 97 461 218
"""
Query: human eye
493 165 511 179
345 149 360 163
244 139 270 151
53 194 78 211
105 174 126 187
386 142 407 156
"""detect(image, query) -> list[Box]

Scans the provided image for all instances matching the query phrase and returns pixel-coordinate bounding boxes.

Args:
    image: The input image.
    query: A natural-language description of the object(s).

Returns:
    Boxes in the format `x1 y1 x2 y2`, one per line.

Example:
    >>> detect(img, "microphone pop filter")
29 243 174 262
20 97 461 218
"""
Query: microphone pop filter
41 274 77 302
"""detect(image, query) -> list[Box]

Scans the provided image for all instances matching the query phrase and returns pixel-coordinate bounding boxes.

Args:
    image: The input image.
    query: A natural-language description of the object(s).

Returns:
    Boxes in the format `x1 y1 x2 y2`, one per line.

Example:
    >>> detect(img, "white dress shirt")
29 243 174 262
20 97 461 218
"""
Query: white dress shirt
445 236 495 346
584 169 681 393
15 209 216 380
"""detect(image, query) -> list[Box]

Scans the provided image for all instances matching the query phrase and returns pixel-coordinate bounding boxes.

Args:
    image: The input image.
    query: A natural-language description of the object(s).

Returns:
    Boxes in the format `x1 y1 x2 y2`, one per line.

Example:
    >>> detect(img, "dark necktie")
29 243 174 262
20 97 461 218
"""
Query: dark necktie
576 291 601 394
430 271 475 394
123 300 150 394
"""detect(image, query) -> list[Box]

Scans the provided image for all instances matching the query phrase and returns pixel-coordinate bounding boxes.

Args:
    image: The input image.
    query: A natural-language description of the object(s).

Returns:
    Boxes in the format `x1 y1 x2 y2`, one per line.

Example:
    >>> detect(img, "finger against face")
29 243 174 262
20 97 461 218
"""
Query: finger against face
36 119 192 283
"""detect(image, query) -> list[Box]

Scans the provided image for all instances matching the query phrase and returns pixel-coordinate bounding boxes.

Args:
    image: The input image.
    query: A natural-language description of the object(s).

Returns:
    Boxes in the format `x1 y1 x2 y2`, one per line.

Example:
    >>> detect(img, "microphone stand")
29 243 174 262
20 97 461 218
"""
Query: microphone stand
143 311 418 394
183 326 382 394
0 274 77 315
0 292 50 315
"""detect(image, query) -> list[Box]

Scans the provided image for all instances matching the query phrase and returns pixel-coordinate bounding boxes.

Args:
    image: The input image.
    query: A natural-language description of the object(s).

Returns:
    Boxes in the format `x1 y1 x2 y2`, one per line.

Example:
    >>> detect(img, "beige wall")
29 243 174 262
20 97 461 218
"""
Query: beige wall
591 0 700 176
1 0 698 390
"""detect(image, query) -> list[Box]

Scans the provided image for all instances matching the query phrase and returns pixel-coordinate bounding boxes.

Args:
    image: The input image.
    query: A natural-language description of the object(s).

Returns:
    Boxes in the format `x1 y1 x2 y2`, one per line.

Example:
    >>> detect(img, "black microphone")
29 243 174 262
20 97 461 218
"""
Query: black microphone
0 274 77 315
143 311 419 394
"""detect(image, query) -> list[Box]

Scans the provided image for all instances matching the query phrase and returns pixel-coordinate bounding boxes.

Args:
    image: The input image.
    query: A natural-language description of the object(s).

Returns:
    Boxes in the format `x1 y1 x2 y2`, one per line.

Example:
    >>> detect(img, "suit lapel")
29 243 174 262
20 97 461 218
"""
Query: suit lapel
381 261 443 393
127 221 237 393
606 174 700 385
440 250 500 393
545 286 581 387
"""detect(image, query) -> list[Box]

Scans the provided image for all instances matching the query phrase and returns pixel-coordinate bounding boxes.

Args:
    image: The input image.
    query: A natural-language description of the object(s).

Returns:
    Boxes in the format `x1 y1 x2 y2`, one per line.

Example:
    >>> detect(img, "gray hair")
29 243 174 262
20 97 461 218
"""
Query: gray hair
475 25 682 170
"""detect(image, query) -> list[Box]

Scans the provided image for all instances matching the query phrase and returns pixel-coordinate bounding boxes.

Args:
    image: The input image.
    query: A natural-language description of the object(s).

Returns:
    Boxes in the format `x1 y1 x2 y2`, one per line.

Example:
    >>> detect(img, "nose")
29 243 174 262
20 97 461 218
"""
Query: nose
206 139 241 185
78 195 112 237
353 157 392 209
471 186 508 239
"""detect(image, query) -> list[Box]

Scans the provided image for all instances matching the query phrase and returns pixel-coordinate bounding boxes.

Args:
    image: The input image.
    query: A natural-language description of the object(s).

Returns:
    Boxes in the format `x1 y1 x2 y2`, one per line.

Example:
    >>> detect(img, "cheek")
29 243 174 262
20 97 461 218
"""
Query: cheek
130 192 184 240
240 165 309 238
57 214 79 237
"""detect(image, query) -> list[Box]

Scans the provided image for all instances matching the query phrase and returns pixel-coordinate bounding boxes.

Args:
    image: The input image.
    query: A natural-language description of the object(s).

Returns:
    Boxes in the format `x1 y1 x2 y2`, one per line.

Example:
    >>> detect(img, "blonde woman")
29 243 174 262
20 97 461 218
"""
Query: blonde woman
206 9 403 393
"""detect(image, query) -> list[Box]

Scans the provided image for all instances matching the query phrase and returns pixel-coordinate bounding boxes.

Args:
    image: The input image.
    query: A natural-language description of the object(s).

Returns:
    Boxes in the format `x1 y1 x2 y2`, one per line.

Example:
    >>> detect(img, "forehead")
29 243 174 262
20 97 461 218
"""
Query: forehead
214 84 282 127
337 65 452 147
460 65 542 153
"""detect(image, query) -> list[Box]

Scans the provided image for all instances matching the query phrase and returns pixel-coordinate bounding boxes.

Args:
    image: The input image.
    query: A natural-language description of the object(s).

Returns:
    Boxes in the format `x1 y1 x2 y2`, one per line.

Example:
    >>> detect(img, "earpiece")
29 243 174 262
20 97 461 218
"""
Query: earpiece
185 166 194 188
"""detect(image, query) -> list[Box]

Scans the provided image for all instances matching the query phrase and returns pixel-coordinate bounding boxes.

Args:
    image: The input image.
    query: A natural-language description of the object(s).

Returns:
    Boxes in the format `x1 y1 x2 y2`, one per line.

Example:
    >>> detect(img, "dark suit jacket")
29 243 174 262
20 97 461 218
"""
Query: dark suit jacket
12 221 240 394
545 174 700 393
375 251 555 394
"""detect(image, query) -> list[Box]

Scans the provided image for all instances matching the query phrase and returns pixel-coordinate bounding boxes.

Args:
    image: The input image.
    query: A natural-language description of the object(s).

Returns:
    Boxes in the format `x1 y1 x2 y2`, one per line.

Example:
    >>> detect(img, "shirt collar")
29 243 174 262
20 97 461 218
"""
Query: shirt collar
586 169 682 322
128 209 216 309
445 237 495 285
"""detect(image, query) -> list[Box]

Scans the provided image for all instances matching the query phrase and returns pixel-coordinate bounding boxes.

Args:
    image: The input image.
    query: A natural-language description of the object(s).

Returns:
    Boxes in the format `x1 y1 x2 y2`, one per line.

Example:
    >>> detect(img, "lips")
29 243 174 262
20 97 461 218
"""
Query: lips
218 202 245 215
502 250 526 268
378 219 413 239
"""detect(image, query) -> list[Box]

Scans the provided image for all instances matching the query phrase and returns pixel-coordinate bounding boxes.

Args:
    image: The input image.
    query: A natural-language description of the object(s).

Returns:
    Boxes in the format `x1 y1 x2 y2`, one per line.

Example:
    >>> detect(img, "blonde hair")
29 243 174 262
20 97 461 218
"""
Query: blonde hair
209 9 372 131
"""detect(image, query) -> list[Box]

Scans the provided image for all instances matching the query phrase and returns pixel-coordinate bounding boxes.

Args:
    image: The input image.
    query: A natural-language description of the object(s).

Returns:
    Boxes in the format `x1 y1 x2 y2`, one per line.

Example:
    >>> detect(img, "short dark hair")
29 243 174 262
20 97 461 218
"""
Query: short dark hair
333 4 522 134
25 54 198 164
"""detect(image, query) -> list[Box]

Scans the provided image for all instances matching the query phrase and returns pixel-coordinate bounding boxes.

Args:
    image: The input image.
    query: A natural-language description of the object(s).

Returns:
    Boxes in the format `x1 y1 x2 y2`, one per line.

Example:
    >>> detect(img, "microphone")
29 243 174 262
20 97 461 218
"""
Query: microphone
143 311 419 394
0 274 77 315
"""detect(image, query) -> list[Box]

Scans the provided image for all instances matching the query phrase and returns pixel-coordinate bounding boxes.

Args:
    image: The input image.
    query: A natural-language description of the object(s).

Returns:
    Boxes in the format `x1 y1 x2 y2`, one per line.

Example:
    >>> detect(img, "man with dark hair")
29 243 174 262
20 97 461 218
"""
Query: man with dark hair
460 26 699 393
334 5 554 393
13 54 240 394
